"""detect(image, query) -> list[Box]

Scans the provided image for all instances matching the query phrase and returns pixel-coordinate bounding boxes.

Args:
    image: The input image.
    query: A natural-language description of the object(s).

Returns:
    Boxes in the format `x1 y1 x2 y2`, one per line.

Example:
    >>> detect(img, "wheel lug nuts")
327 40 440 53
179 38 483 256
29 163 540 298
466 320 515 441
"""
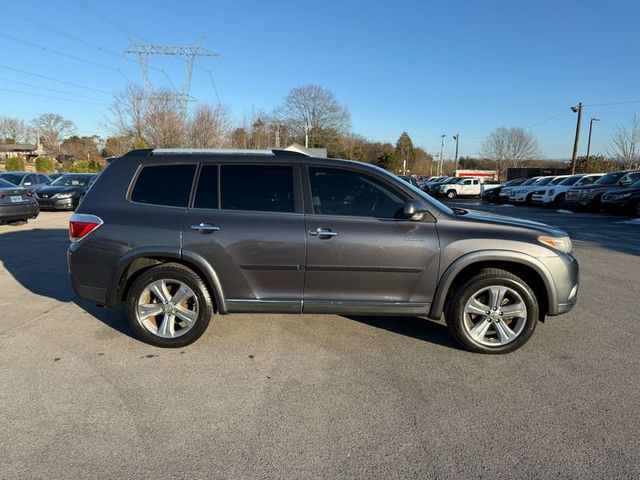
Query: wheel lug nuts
486 310 490 314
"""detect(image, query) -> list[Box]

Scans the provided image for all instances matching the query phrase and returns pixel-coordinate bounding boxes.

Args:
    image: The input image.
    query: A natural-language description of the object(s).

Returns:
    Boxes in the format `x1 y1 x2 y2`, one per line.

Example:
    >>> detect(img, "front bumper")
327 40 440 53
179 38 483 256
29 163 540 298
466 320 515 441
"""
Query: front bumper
539 252 579 316
37 196 75 210
0 202 39 222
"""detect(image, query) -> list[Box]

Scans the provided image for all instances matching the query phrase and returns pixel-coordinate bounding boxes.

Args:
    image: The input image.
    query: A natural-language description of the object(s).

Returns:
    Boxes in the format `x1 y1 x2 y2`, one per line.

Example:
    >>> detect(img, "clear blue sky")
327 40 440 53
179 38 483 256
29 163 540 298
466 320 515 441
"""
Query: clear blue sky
1 0 639 159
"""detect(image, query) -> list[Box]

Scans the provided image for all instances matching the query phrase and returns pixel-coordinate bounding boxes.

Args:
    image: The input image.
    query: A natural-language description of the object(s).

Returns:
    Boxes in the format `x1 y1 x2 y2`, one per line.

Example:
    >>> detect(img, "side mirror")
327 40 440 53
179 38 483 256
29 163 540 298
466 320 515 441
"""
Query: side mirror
403 200 427 221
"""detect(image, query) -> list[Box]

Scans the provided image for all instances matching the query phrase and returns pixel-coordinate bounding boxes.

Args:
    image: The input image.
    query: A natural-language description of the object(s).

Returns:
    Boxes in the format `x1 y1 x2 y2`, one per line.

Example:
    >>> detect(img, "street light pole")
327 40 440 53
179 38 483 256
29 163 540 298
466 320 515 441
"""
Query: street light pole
439 135 446 176
570 102 583 174
586 117 600 160
452 134 459 174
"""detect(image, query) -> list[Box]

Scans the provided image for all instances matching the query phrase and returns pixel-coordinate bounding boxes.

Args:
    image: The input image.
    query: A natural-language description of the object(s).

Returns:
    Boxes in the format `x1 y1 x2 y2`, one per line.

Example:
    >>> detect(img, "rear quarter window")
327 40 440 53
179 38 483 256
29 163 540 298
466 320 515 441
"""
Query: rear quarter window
131 164 196 207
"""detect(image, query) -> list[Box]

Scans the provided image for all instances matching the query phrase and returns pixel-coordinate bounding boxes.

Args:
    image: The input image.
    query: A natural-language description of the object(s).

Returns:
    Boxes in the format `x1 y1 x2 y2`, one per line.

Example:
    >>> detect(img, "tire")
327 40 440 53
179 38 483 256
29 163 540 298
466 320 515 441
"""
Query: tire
126 263 213 348
633 200 640 217
553 193 565 208
445 268 539 354
446 190 457 199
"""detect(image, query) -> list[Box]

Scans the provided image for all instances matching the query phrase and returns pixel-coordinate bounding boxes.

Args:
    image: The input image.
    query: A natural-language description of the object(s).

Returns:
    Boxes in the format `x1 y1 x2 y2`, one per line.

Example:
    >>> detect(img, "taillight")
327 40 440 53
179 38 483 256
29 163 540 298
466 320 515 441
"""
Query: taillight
69 213 103 242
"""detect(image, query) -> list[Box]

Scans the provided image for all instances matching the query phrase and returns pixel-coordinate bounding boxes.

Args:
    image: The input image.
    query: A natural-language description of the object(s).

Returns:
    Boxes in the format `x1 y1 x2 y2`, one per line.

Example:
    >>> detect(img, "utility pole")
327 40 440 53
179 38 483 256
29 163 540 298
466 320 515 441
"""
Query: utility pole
439 135 446 176
570 102 583 174
452 134 460 174
304 125 312 148
274 123 282 148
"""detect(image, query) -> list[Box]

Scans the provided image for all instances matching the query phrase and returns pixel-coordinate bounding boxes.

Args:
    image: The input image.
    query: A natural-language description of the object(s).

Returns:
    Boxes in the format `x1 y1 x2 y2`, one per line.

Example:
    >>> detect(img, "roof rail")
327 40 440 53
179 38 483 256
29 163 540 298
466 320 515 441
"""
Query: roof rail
120 147 316 158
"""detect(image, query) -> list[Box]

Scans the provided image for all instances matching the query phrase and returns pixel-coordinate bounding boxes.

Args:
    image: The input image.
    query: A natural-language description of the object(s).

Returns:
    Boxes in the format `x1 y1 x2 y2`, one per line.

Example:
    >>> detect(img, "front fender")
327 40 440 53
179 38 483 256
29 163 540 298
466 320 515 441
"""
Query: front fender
428 250 558 320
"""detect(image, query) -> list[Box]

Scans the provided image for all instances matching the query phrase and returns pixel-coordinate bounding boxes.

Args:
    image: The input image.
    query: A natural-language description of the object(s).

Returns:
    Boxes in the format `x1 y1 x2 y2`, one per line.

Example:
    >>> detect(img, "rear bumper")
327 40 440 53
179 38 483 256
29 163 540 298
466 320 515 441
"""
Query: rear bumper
0 202 39 221
68 249 108 305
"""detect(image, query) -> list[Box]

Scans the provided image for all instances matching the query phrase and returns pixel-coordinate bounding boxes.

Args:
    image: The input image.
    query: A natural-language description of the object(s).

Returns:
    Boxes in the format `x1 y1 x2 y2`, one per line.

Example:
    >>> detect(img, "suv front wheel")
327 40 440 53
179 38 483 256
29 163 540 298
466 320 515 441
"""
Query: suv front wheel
126 263 213 347
445 268 539 354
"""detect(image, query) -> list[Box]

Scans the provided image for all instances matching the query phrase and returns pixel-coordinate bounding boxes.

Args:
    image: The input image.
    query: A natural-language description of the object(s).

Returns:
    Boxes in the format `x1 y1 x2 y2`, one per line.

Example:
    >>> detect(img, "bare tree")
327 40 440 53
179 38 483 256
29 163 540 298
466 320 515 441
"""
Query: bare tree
275 84 351 139
609 114 640 169
481 127 541 178
0 116 30 143
144 90 186 147
187 104 230 148
108 84 148 145
30 113 76 155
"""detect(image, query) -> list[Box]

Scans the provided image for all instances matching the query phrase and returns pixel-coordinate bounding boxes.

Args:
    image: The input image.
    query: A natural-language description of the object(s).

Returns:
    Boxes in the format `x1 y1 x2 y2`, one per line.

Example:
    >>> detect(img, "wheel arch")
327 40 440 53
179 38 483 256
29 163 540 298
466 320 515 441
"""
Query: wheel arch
429 251 557 320
106 247 227 313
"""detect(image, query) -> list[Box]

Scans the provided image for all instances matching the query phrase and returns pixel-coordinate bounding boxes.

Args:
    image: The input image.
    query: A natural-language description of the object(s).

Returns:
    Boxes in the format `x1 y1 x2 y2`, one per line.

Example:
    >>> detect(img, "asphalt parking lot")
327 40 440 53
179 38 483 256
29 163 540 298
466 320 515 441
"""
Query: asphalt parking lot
1 207 639 480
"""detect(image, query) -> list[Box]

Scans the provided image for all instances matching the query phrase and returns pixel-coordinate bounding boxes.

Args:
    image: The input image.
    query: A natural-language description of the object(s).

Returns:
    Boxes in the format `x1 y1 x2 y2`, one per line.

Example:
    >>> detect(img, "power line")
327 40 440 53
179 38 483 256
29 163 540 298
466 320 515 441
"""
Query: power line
584 99 640 107
0 87 109 105
0 76 108 101
0 33 121 72
0 64 114 96
524 110 569 129
67 0 152 43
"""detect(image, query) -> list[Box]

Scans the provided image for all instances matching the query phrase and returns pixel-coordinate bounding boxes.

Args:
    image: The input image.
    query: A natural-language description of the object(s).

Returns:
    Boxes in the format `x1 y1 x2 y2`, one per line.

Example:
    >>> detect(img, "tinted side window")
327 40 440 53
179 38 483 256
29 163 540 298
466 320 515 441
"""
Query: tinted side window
309 167 405 218
193 165 219 209
221 165 294 213
131 164 196 207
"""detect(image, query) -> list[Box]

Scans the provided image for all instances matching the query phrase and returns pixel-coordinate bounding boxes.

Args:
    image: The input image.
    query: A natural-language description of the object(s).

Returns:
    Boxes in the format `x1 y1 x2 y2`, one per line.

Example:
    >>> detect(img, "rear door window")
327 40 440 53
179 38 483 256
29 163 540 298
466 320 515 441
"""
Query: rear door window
131 164 196 207
220 165 294 213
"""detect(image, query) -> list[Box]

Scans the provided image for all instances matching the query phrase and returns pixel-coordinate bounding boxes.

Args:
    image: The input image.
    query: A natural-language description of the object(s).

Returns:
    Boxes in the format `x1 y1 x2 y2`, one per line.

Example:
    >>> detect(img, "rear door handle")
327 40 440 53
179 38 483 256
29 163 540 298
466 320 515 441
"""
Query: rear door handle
309 227 338 239
191 223 220 233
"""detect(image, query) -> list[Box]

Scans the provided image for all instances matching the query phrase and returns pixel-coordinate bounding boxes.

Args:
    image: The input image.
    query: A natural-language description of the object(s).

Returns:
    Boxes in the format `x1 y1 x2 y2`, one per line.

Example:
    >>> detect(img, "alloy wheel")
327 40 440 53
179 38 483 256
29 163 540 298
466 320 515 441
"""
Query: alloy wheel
463 285 528 347
135 279 199 338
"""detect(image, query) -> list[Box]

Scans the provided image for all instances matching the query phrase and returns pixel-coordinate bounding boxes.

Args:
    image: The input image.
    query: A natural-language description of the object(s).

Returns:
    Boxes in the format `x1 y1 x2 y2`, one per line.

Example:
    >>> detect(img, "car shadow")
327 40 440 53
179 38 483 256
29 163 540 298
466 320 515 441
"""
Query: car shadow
0 226 135 340
342 315 463 350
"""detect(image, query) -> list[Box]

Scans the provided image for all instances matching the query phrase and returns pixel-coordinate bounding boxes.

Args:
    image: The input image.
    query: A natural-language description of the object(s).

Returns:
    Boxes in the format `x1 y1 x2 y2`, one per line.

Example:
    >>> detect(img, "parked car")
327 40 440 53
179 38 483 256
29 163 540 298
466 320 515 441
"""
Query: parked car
419 176 449 193
423 177 461 195
47 172 65 182
435 177 500 198
512 176 569 204
34 173 97 211
0 171 51 189
0 178 39 224
501 176 541 202
564 170 640 210
530 174 602 207
398 175 420 188
68 148 579 354
482 178 526 203
601 179 640 216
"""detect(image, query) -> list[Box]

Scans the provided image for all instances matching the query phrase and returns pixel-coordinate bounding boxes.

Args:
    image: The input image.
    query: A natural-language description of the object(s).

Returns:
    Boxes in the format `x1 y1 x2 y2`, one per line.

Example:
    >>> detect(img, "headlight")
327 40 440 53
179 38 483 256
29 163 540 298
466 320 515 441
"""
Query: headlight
55 193 74 199
617 193 632 199
538 235 573 253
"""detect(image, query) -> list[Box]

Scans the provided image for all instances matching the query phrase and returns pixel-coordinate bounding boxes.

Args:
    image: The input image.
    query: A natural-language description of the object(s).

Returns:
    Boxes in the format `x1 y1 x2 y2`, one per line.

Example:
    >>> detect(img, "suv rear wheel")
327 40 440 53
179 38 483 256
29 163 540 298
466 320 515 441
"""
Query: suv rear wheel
445 268 539 354
126 263 213 347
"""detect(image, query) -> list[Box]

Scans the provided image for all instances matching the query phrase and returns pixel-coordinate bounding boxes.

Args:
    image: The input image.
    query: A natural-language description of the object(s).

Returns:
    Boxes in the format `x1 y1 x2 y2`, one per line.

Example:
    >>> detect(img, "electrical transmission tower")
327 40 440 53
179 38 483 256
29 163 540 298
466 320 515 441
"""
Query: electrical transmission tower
125 38 218 116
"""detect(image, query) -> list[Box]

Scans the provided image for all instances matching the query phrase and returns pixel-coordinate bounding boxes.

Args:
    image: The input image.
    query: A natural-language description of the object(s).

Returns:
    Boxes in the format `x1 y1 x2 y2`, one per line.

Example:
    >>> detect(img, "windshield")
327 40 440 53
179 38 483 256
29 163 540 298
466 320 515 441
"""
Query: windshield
51 175 94 187
559 175 582 186
0 173 23 185
549 177 567 185
0 178 18 188
595 172 625 185
618 172 640 186
520 177 539 186
533 177 554 186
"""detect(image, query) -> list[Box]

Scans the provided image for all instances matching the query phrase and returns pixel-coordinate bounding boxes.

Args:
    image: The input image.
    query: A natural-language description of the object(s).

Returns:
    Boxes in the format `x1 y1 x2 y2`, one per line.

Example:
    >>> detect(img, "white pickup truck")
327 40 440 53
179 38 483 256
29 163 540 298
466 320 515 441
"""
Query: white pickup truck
435 178 500 198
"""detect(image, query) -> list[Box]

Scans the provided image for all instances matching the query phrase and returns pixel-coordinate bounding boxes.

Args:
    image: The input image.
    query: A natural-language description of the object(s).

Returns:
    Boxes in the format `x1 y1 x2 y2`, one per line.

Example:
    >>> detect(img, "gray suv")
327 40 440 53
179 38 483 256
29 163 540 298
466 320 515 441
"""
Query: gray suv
68 149 579 353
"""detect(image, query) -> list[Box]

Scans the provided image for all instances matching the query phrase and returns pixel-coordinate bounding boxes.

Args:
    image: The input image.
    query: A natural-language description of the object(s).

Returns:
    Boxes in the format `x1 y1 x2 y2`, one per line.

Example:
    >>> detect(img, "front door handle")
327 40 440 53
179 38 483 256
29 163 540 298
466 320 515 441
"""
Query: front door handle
191 223 220 233
309 227 338 239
